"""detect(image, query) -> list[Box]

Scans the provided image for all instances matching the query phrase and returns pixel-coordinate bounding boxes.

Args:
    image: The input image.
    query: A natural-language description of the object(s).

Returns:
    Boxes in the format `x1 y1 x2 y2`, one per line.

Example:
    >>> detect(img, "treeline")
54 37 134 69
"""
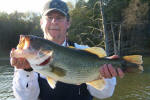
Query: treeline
0 11 42 52
0 0 150 56
69 0 150 56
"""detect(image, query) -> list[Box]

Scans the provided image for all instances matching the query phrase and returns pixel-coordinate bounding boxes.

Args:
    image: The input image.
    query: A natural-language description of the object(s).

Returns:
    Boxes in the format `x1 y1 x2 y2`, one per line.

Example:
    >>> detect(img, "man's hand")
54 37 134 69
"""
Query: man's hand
10 49 31 69
100 55 124 78
10 57 31 69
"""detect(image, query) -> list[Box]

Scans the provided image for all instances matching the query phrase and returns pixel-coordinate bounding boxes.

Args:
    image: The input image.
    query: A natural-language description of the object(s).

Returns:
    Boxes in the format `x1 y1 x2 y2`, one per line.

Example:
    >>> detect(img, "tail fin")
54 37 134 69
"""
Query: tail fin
123 55 143 64
123 55 143 71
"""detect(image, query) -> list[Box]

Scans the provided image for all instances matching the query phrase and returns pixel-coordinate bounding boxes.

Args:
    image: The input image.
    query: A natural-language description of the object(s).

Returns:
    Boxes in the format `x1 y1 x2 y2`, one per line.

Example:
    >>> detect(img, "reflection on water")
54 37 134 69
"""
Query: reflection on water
0 57 150 100
104 71 150 100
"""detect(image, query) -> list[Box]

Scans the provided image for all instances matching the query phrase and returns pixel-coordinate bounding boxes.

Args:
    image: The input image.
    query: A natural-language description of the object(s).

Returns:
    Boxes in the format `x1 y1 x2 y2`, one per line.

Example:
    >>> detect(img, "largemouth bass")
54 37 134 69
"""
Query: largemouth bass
10 35 143 90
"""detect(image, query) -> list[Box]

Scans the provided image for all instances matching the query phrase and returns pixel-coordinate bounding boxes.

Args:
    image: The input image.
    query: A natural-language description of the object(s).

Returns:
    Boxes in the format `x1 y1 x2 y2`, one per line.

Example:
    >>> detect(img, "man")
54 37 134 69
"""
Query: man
10 0 124 100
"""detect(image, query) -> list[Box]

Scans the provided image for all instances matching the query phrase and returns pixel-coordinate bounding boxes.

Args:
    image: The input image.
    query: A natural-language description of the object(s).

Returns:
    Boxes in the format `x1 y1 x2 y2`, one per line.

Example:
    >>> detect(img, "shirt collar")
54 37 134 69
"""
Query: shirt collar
61 40 68 47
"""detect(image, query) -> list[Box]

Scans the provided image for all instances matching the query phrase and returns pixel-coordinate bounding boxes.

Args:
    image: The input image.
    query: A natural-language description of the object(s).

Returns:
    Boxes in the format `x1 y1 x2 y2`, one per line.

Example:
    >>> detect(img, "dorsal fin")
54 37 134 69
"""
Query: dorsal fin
84 47 106 58
68 46 75 48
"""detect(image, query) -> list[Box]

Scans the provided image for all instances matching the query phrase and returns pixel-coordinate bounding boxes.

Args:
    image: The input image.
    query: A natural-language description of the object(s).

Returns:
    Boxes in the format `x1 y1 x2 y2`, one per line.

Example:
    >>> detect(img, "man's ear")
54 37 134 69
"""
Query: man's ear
40 18 43 26
40 18 45 30
67 20 71 29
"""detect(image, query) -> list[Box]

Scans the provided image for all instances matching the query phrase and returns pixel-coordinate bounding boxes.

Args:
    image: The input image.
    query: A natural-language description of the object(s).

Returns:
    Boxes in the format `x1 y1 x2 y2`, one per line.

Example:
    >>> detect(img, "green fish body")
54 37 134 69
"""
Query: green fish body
11 35 143 90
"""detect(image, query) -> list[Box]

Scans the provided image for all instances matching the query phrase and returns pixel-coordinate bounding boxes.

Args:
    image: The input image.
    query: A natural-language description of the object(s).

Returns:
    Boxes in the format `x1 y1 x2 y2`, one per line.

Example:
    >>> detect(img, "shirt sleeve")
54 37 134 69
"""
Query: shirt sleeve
12 68 40 100
74 43 89 49
87 77 116 99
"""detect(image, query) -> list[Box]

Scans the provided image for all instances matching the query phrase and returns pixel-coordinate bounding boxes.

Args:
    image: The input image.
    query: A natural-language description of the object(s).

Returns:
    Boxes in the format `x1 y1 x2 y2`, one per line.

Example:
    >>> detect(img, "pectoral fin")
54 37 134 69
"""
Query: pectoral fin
86 78 106 90
47 76 57 89
51 66 66 77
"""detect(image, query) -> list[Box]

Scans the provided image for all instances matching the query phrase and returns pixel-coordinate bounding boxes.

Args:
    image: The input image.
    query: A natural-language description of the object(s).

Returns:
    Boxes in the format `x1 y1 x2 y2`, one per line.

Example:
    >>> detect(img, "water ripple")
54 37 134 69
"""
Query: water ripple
0 62 15 100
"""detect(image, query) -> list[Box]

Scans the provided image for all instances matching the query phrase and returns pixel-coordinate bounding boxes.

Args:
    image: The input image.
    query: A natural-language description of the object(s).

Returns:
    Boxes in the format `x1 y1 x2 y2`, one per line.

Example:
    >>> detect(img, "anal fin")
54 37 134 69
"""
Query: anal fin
47 76 57 89
86 78 106 90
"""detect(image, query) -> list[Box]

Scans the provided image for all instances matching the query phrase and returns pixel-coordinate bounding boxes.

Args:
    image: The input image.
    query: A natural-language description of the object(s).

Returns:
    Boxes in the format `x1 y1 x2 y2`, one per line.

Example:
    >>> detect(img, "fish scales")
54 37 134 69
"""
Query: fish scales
10 35 143 90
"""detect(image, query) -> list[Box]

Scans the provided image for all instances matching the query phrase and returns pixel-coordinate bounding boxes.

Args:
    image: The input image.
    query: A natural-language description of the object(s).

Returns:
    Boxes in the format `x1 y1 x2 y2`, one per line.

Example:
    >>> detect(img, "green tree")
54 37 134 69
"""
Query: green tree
123 0 149 29
69 0 104 47
0 11 42 53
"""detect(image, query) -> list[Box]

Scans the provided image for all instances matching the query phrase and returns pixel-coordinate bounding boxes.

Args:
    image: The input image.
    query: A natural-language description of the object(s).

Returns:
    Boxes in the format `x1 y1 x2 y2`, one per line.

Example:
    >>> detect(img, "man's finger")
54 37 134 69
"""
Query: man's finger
100 65 105 77
103 64 112 78
117 68 124 78
10 57 31 69
110 55 119 59
107 64 117 77
22 59 31 69
10 57 17 66
107 55 119 59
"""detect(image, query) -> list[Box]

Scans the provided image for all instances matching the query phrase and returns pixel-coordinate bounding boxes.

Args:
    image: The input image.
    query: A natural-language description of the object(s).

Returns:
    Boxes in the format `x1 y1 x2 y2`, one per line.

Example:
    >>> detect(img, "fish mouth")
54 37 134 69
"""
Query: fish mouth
36 56 51 66
16 35 53 65
13 35 52 65
17 35 30 50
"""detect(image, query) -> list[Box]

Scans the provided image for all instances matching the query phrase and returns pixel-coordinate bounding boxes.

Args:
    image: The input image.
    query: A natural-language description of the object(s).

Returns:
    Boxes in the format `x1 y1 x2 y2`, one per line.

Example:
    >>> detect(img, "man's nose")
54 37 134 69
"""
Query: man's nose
51 18 58 23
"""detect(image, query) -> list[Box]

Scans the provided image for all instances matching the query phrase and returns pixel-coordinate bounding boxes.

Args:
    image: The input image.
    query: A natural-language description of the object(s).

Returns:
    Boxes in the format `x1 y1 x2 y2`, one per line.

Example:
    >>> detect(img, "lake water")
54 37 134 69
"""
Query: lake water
0 57 150 100
0 59 14 100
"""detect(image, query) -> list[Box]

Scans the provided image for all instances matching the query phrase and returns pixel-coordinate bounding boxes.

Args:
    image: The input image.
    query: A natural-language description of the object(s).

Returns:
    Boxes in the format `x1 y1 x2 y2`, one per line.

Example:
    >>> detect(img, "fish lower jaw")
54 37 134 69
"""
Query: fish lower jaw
32 65 51 75
32 65 43 70
28 56 51 66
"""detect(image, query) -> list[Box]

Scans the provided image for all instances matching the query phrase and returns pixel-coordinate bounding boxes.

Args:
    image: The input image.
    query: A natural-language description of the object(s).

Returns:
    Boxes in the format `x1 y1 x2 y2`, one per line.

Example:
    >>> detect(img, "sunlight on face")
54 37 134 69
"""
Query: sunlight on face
41 11 70 45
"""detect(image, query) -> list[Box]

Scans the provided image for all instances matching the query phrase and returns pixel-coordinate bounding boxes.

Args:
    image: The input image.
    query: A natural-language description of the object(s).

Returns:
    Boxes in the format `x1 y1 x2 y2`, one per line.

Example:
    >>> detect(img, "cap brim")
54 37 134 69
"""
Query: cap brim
43 8 67 16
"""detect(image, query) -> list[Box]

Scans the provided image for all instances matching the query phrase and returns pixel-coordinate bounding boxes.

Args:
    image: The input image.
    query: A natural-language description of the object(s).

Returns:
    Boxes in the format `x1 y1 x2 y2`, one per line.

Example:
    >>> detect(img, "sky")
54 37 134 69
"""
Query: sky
0 0 76 14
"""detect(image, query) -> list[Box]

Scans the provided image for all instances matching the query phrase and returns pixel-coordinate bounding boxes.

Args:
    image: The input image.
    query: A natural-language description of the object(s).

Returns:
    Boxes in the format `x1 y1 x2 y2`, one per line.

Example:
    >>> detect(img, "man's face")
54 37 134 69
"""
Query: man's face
41 11 70 44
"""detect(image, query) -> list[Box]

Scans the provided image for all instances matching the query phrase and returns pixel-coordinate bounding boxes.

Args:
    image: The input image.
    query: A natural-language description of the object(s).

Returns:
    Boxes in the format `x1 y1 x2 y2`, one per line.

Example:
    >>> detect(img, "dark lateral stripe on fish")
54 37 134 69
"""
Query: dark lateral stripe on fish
37 56 51 66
